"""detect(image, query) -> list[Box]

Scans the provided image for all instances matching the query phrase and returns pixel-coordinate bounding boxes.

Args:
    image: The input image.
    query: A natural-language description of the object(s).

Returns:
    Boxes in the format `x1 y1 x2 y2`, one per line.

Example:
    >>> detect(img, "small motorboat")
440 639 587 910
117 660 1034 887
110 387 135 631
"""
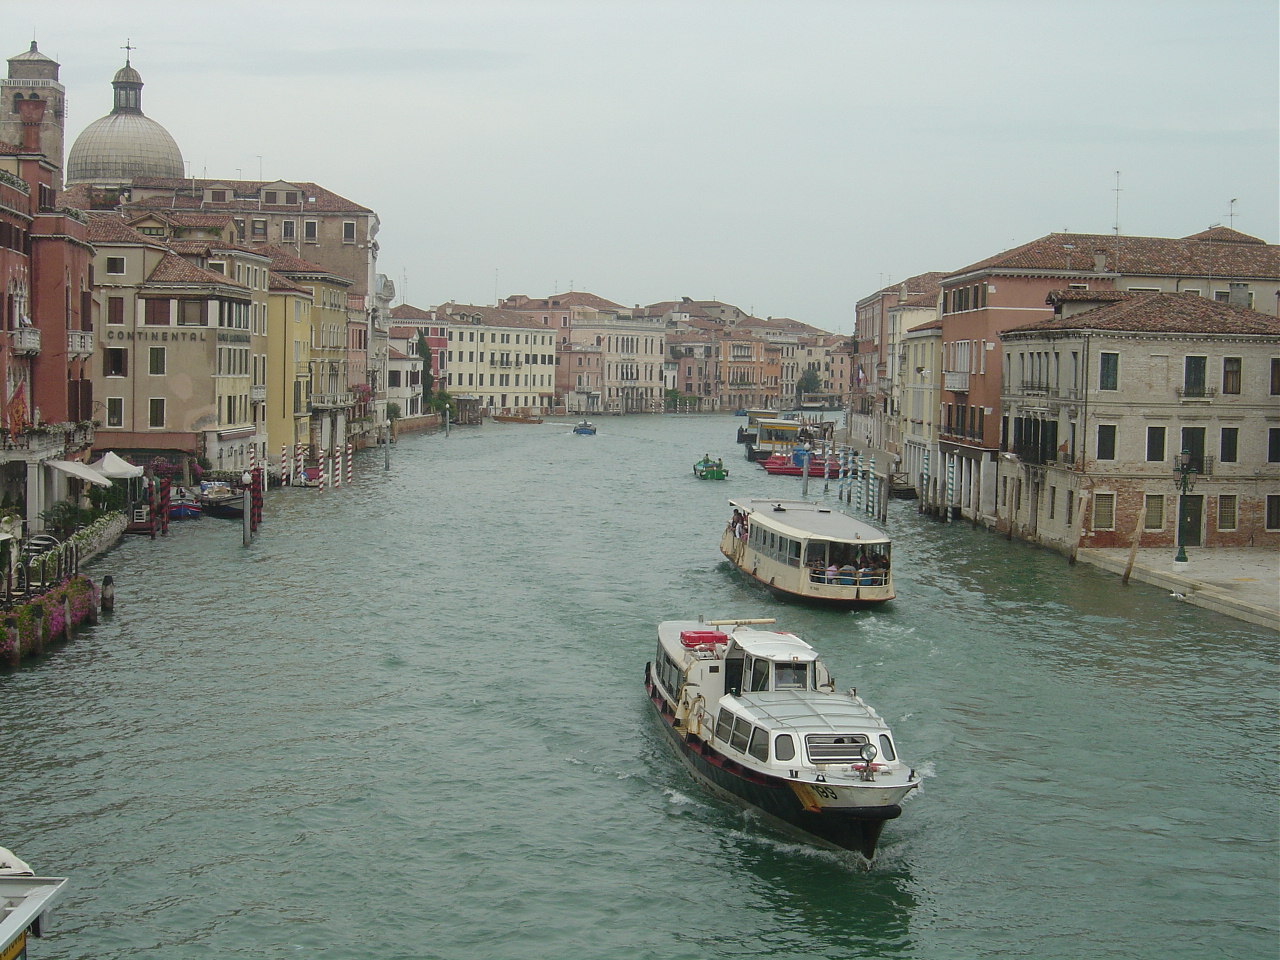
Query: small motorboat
693 455 728 480
759 452 841 477
646 617 919 857
572 420 597 435
169 488 202 519
198 481 244 518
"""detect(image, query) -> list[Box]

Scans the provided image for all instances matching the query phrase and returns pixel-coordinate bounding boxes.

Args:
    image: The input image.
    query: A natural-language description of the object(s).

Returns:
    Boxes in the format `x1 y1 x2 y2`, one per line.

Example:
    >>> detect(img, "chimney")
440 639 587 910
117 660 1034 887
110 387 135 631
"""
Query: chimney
1227 282 1250 307
1092 249 1107 272
16 97 46 152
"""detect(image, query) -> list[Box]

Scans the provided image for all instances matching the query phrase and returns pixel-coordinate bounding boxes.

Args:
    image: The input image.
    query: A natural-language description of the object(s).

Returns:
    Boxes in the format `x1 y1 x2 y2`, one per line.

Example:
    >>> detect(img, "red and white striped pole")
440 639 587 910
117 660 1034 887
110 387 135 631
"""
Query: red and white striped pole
294 442 303 482
248 444 256 473
333 446 341 487
319 451 326 493
281 444 289 485
345 442 353 484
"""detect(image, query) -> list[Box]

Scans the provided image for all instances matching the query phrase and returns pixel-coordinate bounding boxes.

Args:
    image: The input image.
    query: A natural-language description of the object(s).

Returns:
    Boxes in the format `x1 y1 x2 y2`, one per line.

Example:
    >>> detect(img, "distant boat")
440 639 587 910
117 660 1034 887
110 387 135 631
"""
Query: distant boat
572 420 597 435
493 414 543 424
759 452 841 477
693 455 728 480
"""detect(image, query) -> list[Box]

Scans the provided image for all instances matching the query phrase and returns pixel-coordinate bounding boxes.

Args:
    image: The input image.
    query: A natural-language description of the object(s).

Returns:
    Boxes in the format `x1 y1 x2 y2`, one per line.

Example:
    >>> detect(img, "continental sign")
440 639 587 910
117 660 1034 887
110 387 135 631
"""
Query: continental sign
103 330 209 342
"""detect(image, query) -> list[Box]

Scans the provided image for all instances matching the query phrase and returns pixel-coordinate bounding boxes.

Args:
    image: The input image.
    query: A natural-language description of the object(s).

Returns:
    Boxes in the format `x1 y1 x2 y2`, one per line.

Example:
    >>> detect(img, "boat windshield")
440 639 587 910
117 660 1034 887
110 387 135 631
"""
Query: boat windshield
775 661 810 690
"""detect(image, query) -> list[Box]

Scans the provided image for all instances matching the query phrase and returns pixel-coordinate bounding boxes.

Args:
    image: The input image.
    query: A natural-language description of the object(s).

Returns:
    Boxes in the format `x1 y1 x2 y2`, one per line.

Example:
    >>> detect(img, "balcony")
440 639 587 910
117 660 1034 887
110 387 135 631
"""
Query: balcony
311 392 354 409
10 327 40 355
1175 385 1217 401
943 370 970 393
250 384 266 402
1020 378 1049 395
67 330 94 358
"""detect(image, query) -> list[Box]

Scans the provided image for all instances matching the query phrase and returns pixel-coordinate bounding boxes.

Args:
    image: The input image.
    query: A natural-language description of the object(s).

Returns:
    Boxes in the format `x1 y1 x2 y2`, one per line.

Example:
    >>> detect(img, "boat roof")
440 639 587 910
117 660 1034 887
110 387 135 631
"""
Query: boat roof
728 626 818 662
732 692 889 732
728 499 890 544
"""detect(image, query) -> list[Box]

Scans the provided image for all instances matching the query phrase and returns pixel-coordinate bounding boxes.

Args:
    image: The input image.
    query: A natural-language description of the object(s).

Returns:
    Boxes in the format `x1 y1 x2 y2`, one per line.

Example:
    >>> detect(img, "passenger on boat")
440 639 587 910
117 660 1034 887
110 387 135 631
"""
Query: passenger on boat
838 562 857 585
826 562 839 583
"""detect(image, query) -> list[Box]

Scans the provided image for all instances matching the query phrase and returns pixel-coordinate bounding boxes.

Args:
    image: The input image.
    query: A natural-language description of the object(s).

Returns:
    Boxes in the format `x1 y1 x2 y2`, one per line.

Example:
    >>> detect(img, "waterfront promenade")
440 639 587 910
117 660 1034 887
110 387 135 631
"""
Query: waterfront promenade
1075 546 1279 633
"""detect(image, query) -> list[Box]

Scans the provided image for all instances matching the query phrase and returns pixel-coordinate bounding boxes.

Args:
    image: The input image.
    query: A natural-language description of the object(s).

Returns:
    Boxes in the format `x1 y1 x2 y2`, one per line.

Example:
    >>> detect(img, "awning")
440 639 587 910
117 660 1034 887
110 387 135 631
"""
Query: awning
47 460 112 487
88 451 145 479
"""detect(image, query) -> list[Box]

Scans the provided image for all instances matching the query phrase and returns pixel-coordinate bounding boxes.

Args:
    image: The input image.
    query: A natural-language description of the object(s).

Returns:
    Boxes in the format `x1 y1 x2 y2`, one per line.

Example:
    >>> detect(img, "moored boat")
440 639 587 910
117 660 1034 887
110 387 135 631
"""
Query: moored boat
694 454 728 480
645 617 919 857
736 409 778 444
721 498 894 606
572 420 597 435
759 451 842 477
745 416 834 461
493 413 543 424
169 488 201 519
198 481 244 518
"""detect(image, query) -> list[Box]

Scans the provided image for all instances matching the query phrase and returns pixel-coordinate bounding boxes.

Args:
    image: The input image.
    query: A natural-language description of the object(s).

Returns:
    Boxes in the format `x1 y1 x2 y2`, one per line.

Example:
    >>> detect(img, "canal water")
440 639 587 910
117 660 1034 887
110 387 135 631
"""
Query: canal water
2 415 1275 960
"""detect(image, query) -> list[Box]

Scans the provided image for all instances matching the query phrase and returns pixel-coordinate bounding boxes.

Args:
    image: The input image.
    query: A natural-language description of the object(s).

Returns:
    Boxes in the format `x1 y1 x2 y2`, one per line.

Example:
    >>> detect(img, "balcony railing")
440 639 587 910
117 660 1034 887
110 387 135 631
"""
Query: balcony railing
10 327 40 355
311 392 354 409
67 330 94 358
1172 454 1215 476
250 384 266 402
1175 385 1217 400
1020 378 1049 394
943 370 970 393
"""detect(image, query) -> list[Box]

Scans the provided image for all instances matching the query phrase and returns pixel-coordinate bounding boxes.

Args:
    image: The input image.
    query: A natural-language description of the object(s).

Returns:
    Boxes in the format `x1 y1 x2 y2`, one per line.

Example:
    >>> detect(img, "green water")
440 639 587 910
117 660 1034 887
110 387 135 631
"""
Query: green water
3 415 1275 959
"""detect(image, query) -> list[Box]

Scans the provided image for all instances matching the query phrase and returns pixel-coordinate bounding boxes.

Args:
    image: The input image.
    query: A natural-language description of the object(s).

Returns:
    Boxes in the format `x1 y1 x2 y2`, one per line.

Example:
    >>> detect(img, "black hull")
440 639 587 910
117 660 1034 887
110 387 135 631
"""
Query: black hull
645 667 898 858
200 498 244 518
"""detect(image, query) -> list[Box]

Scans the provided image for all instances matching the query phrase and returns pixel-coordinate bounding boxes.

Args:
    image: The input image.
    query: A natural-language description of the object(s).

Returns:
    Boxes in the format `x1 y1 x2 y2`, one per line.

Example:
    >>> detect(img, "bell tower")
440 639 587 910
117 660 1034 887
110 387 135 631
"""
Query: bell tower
1 41 66 189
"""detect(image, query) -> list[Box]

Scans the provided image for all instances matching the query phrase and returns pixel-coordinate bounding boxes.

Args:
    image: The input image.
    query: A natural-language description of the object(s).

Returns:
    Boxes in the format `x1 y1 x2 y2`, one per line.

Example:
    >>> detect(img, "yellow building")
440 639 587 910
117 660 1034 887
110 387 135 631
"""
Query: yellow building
263 246 354 473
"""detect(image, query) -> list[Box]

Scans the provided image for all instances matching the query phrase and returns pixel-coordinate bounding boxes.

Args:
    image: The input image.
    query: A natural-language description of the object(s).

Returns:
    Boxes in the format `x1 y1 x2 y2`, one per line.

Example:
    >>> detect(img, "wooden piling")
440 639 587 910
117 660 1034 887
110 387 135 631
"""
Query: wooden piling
101 575 115 612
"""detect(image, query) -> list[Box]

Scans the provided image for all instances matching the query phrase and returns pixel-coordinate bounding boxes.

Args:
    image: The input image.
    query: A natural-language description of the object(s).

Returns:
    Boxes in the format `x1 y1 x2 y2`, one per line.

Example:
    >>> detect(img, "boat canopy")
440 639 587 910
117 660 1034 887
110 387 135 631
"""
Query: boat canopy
729 498 890 546
728 628 818 663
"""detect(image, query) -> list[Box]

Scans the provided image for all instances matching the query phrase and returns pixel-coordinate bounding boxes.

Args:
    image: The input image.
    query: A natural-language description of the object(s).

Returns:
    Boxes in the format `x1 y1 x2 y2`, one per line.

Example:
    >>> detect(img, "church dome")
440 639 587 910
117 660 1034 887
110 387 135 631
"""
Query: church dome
66 57 183 186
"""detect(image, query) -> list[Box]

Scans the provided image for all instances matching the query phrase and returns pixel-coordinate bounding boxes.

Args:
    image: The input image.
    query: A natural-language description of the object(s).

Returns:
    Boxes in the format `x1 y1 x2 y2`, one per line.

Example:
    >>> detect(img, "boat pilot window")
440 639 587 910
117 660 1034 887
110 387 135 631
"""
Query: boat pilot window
747 726 770 762
775 662 809 690
878 734 896 761
714 709 733 743
724 650 744 696
749 658 771 692
805 733 870 763
729 716 753 753
774 734 796 762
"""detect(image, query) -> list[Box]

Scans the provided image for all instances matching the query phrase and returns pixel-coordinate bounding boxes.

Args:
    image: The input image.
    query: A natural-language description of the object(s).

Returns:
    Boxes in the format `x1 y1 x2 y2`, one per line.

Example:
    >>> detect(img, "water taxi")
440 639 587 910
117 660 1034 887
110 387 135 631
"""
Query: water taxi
645 617 919 857
572 420 597 435
721 498 893 606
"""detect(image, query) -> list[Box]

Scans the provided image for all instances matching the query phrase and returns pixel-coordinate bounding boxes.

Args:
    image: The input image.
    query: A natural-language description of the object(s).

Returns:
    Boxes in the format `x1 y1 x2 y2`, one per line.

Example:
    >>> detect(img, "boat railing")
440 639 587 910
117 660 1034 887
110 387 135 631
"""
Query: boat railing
807 566 889 587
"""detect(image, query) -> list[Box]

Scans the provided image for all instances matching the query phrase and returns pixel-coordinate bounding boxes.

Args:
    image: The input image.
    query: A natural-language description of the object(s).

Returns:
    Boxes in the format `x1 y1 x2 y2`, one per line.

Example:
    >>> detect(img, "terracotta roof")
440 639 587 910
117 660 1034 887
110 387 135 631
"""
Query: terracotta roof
1045 289 1131 304
257 243 347 281
128 177 374 213
387 325 425 338
906 318 943 332
435 302 548 329
147 250 247 287
388 346 412 360
389 303 433 321
868 270 949 301
84 212 163 246
504 291 624 310
1005 292 1280 336
949 231 1279 282
269 272 309 294
129 211 232 229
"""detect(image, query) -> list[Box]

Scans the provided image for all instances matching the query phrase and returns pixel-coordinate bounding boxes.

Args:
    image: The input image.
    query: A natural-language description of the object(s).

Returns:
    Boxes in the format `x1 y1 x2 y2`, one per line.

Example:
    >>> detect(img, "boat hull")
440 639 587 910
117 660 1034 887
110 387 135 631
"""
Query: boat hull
199 496 244 518
645 667 898 857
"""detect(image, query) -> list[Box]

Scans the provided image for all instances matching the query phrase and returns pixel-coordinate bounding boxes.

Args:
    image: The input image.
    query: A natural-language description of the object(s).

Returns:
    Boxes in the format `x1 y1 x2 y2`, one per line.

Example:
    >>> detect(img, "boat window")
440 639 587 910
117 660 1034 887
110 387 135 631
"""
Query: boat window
747 726 769 762
878 734 896 762
774 662 809 690
724 650 744 696
788 539 801 567
714 708 733 743
749 657 771 692
656 649 683 697
805 733 870 763
774 734 795 761
730 716 753 753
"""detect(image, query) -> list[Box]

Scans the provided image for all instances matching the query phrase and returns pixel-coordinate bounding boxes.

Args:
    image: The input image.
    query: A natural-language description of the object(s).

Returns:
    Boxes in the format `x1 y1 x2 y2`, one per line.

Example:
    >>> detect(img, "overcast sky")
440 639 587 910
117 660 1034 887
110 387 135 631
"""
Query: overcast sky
24 0 1280 332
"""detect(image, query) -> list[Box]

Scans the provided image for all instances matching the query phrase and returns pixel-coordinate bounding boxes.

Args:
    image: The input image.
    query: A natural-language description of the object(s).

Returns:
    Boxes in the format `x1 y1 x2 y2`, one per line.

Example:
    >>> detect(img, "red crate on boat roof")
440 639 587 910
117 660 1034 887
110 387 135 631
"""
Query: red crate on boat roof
680 630 729 647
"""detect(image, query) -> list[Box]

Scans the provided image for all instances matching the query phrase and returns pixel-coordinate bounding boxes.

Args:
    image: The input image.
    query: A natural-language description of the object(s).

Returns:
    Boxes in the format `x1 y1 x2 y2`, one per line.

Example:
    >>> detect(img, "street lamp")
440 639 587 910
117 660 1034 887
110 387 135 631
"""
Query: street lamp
1173 449 1197 564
